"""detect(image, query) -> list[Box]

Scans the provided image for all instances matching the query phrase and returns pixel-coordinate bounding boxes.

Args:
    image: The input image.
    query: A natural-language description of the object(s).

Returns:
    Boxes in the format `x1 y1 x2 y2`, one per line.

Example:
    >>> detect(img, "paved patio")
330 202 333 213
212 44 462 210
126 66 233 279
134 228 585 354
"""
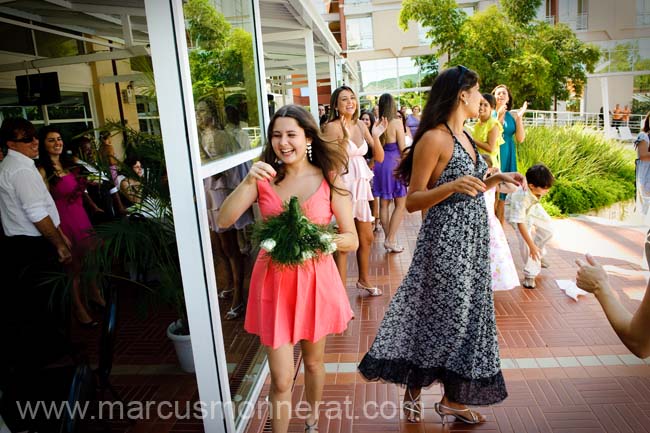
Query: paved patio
3 207 645 433
247 210 650 433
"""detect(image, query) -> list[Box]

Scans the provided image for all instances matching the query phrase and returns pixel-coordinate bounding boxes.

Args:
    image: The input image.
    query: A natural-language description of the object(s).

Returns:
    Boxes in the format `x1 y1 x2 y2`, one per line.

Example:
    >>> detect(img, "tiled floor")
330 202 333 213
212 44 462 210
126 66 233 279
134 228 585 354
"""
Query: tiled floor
246 212 650 433
17 209 645 433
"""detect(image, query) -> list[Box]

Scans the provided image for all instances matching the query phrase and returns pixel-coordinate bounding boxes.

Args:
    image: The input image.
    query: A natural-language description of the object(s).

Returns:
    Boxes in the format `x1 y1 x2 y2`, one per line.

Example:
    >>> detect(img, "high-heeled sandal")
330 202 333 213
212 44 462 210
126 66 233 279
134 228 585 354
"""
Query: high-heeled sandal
403 389 421 423
225 303 244 320
356 281 382 296
433 402 482 425
218 288 234 299
304 420 319 432
383 241 404 253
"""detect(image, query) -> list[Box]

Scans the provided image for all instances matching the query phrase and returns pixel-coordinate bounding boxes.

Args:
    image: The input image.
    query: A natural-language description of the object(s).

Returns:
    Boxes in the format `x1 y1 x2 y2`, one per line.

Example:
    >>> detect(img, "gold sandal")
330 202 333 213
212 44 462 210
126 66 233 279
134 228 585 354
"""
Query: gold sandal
434 402 482 425
403 389 421 423
356 281 382 296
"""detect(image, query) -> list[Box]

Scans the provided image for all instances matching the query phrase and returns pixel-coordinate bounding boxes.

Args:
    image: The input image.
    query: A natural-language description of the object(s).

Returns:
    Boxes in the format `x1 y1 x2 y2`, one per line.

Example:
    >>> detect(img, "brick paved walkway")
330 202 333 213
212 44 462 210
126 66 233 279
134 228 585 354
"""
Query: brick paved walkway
248 211 650 433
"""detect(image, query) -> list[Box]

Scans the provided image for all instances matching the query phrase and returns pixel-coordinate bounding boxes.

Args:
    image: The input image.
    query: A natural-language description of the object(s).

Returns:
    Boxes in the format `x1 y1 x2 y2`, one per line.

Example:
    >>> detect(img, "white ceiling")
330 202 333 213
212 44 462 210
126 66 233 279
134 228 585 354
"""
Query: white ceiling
0 0 341 81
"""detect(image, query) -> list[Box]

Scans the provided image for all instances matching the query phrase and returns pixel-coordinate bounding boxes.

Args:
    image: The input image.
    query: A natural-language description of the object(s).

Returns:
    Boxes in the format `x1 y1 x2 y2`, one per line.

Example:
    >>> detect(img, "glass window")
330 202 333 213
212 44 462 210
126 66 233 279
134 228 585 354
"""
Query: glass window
136 95 161 135
182 0 265 427
639 0 650 25
0 21 34 55
34 29 84 58
347 16 373 50
0 89 92 144
184 0 263 163
418 24 432 46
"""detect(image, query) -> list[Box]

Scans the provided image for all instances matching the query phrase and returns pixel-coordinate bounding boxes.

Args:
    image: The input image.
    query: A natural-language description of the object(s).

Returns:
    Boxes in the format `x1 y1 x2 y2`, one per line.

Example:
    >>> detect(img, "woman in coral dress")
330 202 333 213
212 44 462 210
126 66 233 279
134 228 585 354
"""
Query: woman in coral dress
218 105 357 433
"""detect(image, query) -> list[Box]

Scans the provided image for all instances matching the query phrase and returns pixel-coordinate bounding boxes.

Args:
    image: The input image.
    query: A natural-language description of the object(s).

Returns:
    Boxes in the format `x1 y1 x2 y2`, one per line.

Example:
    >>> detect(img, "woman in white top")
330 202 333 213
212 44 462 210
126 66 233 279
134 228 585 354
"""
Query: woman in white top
322 86 386 296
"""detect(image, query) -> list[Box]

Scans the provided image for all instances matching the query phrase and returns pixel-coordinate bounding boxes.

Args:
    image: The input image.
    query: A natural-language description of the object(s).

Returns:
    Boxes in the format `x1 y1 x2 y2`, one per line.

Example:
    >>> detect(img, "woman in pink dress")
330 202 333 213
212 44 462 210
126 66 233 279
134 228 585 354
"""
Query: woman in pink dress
38 126 104 327
483 157 519 291
322 86 386 296
218 105 357 433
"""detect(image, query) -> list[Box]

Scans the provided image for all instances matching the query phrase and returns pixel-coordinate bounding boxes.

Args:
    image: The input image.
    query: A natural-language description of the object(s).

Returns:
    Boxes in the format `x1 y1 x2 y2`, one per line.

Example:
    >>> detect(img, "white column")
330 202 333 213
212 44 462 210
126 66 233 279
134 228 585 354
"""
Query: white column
305 31 319 122
144 1 232 432
601 77 610 132
329 55 337 94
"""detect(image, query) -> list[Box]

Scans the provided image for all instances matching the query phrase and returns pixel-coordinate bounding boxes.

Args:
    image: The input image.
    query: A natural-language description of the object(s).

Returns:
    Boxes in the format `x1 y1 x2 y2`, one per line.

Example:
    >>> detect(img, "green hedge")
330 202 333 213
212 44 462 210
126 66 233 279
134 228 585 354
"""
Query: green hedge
516 126 636 216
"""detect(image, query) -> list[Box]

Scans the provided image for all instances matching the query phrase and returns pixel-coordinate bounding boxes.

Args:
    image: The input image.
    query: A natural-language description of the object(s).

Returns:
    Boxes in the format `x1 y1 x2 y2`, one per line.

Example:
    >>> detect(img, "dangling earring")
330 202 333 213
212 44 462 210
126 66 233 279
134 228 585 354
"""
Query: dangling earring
275 157 281 164
306 142 313 162
335 109 339 117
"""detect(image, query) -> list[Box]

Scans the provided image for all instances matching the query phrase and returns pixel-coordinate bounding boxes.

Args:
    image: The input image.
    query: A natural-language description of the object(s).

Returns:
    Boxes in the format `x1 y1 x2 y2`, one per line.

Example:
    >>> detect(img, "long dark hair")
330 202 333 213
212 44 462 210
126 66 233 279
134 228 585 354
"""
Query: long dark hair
326 86 359 141
643 112 650 134
396 65 479 184
263 105 348 194
360 110 375 135
38 125 78 186
378 93 397 145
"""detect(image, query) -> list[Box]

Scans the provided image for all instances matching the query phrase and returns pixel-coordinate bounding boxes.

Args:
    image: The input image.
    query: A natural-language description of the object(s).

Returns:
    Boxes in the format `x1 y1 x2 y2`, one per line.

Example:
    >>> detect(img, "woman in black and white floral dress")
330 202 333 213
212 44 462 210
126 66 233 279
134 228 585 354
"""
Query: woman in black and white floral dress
358 66 524 425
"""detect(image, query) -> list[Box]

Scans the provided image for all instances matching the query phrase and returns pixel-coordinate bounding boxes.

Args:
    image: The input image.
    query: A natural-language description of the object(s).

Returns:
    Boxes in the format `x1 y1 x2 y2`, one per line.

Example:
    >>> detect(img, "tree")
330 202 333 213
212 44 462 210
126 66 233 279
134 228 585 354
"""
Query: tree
400 2 600 110
413 55 439 87
501 0 543 26
184 0 259 125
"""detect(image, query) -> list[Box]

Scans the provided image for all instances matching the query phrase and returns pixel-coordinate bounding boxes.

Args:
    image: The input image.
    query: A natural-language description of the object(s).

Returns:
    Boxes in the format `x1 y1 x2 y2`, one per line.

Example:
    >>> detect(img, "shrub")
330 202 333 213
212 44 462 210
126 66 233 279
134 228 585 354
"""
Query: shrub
517 126 635 215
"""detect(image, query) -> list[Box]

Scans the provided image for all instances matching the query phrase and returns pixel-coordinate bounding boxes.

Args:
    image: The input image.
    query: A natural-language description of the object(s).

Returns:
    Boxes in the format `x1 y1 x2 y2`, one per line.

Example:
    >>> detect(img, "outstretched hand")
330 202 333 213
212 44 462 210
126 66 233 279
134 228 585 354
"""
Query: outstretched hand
518 101 528 118
372 117 389 138
575 253 609 295
500 172 526 189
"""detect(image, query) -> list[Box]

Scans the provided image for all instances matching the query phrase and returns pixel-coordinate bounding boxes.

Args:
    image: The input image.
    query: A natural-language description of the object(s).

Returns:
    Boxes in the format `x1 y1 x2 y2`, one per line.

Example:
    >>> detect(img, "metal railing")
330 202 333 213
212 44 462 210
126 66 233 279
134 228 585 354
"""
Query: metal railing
638 12 650 26
521 110 644 135
547 13 588 30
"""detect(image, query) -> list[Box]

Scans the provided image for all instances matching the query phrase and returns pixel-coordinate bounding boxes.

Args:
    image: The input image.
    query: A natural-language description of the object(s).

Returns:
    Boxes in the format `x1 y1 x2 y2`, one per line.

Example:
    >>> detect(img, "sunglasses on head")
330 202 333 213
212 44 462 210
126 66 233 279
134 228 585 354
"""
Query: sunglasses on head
12 135 35 143
456 65 469 86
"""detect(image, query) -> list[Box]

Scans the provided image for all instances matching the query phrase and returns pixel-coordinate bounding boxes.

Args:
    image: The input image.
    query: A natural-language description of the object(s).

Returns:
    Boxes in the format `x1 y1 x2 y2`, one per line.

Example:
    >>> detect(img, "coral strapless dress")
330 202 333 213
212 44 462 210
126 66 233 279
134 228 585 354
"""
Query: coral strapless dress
244 179 354 349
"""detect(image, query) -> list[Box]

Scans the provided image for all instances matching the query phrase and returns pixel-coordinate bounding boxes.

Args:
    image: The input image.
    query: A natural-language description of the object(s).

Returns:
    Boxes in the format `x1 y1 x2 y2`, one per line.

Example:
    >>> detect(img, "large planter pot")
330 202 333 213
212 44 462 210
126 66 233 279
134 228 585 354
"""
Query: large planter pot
167 320 195 373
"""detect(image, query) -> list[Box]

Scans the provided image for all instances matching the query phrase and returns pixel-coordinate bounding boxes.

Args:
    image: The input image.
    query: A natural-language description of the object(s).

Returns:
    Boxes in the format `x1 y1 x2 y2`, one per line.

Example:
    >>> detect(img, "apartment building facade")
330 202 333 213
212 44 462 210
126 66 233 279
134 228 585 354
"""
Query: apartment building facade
337 0 650 113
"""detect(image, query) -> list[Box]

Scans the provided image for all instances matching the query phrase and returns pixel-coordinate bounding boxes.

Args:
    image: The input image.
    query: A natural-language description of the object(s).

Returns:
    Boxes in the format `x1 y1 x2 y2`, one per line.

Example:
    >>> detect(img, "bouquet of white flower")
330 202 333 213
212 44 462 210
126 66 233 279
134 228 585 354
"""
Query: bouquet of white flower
252 196 337 266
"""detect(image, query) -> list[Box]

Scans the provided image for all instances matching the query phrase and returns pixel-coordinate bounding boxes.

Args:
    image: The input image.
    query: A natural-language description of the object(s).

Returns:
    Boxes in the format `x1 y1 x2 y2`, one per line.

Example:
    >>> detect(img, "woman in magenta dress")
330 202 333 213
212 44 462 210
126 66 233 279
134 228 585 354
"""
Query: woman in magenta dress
38 126 104 327
322 86 386 296
218 105 357 433
372 93 408 252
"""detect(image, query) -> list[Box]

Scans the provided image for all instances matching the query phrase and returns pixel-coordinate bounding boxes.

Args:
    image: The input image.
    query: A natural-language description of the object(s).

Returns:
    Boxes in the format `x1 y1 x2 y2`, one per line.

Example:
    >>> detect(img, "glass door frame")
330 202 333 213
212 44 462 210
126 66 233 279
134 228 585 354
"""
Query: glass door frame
144 1 269 432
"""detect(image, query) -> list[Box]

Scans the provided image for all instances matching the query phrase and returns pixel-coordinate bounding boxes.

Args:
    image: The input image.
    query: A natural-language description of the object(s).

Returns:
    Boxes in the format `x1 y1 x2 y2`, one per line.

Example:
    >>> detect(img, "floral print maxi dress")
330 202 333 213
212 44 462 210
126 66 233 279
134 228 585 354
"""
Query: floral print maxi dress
358 130 508 405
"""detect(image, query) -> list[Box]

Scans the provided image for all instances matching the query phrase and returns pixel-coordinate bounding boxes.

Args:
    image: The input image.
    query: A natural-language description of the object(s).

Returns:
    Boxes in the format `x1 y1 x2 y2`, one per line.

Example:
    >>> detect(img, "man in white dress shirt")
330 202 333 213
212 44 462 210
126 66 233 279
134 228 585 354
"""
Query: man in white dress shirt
0 117 72 377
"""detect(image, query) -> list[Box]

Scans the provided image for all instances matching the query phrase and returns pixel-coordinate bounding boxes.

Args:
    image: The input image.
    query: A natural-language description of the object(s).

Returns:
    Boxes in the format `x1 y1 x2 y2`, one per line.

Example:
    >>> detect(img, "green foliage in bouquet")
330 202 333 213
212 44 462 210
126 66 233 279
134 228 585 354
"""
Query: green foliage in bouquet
252 196 337 267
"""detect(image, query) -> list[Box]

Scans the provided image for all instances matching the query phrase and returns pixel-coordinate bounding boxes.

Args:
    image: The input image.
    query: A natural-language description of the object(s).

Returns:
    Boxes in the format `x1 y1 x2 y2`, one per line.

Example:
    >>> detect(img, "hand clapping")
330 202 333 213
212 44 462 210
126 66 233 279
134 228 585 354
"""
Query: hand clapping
372 117 389 138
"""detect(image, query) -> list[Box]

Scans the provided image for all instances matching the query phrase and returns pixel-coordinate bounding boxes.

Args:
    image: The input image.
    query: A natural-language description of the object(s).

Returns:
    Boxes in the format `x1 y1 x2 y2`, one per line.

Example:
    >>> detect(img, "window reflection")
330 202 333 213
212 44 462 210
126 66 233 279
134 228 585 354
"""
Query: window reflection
184 0 261 162
183 0 264 426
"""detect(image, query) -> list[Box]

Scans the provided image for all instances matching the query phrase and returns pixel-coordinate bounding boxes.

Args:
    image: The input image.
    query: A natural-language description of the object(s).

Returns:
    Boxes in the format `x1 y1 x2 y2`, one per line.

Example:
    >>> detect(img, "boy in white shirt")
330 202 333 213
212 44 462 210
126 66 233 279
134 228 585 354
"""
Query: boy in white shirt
506 164 555 289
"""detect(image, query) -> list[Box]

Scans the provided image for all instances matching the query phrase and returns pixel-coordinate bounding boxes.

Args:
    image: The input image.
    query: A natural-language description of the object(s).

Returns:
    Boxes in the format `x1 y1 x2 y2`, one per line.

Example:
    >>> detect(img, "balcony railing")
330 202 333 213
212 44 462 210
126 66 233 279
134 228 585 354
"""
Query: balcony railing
637 12 650 26
557 12 588 30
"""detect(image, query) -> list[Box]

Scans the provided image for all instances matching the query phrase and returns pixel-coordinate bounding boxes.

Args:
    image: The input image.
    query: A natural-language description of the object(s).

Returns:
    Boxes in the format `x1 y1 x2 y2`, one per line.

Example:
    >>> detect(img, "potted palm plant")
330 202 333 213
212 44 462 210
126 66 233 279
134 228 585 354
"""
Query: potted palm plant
81 122 193 372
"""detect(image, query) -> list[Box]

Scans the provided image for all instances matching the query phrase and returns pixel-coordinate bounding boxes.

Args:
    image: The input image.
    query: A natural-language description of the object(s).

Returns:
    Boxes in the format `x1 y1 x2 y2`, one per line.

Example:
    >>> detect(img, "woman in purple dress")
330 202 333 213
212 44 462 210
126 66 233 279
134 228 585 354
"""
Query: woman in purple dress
405 105 421 137
372 93 407 252
38 126 104 327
